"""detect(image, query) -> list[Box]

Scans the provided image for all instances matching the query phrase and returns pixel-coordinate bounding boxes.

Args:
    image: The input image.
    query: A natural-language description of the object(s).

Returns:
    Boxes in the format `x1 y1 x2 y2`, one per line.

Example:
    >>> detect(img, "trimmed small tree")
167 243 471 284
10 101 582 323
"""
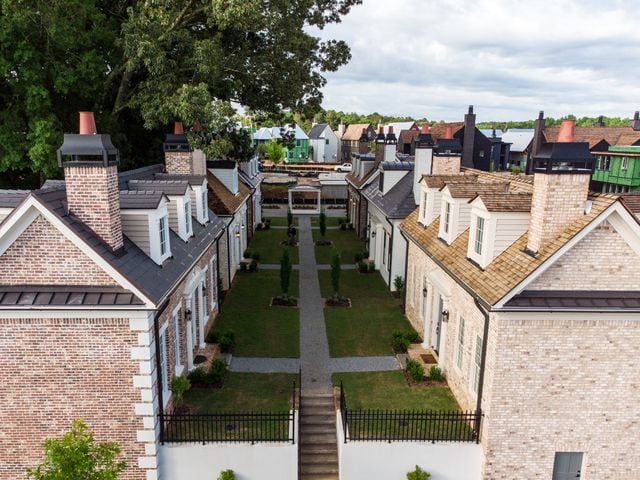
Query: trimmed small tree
280 248 292 298
319 211 327 237
287 209 294 228
331 252 341 299
27 419 126 480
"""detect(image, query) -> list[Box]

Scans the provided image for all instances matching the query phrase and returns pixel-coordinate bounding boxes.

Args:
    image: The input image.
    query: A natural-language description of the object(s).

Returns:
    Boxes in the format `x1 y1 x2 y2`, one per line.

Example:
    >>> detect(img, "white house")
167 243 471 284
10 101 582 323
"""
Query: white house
308 123 339 163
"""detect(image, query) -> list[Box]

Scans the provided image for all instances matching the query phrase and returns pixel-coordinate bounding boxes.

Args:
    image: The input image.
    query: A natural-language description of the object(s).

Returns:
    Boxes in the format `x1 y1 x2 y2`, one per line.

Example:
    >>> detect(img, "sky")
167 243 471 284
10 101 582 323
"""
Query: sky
313 0 640 121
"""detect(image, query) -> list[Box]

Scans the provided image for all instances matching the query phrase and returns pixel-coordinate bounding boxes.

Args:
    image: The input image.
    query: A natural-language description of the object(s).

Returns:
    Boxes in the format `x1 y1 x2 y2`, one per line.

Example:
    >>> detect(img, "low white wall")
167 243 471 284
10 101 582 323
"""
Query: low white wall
337 413 483 480
158 442 297 480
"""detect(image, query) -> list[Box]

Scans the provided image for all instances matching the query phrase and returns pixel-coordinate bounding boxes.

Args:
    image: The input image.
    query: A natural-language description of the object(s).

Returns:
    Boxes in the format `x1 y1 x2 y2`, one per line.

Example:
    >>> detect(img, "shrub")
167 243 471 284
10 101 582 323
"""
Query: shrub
392 332 410 353
368 261 376 272
363 250 370 258
428 366 444 382
357 260 369 273
251 252 261 262
406 465 430 480
171 376 191 408
406 360 425 382
208 358 228 386
347 222 354 230
219 330 236 353
264 218 271 224
338 218 346 226
319 212 327 237
287 209 293 227
280 249 292 296
240 262 248 272
354 252 363 263
404 330 421 343
249 259 258 271
187 367 208 386
340 222 347 230
256 223 263 230
243 249 251 258
218 470 235 480
331 253 341 297
206 328 219 344
510 166 522 175
394 275 405 294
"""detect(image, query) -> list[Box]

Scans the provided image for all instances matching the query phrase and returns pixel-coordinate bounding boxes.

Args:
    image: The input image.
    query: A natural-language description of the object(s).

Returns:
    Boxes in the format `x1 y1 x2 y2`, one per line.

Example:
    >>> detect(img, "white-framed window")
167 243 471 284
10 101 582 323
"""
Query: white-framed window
184 200 193 236
472 335 483 394
474 217 485 255
443 202 451 233
159 321 170 406
382 231 388 266
456 317 465 369
421 191 428 222
201 274 208 320
172 305 182 375
621 156 629 171
210 255 218 310
201 190 209 221
159 216 169 256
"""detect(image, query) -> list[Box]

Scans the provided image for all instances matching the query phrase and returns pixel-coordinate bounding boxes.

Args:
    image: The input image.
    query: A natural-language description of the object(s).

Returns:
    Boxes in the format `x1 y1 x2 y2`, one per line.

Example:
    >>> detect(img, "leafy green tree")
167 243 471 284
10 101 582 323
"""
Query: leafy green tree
280 248 292 298
1 0 361 186
265 140 284 164
319 212 327 237
27 419 126 480
331 252 341 298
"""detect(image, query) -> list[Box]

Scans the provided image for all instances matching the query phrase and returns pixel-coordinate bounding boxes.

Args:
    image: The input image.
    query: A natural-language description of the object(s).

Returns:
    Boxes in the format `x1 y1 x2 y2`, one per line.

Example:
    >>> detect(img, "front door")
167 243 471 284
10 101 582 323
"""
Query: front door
552 452 583 479
434 296 443 354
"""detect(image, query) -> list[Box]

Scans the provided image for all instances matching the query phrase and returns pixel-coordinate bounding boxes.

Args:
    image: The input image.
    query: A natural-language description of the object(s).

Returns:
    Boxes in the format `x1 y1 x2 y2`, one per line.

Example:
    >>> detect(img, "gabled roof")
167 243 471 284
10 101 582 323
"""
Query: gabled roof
128 179 190 196
0 190 29 208
384 122 418 135
429 122 465 140
154 173 206 186
421 174 478 189
543 126 640 149
398 129 420 145
501 130 534 152
443 182 509 199
363 167 416 219
308 124 331 139
472 193 532 212
206 171 251 216
119 191 167 210
342 124 371 141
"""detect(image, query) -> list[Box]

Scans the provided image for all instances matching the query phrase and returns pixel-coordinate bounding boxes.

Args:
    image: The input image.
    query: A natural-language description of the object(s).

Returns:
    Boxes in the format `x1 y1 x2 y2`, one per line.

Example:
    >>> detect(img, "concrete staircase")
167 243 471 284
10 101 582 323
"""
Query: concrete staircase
299 392 339 480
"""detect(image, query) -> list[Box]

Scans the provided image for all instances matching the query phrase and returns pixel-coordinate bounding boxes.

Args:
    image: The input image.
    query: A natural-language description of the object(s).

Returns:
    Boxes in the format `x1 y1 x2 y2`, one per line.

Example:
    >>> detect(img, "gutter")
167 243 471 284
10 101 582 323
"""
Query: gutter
153 298 170 444
402 233 409 313
387 219 394 288
473 297 490 444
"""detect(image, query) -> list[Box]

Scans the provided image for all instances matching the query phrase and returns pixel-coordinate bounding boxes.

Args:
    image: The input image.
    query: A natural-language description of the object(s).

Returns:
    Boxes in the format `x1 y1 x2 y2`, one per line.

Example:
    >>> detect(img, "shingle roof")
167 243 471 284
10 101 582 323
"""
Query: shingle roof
206 171 251 216
421 174 478 189
308 124 330 139
119 191 166 210
128 179 190 196
543 126 640 149
443 182 509 198
400 193 618 307
363 169 417 219
153 173 206 186
429 122 465 140
0 190 29 208
620 194 640 214
342 124 371 141
0 286 144 307
118 164 164 189
473 193 532 212
399 129 420 144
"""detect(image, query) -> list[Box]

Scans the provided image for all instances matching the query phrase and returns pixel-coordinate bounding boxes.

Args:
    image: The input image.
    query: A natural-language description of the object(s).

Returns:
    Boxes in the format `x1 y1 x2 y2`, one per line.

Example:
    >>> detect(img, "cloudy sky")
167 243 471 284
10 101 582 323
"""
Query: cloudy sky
314 0 640 121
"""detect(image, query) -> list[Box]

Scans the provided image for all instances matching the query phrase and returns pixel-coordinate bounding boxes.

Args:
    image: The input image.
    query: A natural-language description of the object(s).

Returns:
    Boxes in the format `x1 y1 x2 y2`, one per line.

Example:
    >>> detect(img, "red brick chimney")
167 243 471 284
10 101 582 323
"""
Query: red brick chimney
443 126 453 140
163 121 206 175
358 128 370 154
57 112 123 253
374 126 386 165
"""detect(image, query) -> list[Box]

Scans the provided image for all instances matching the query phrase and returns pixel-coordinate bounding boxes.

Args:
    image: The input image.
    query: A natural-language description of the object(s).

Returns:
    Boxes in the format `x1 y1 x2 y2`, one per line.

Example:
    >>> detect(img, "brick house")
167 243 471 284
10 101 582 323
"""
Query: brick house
400 119 640 479
0 113 226 480
340 123 376 161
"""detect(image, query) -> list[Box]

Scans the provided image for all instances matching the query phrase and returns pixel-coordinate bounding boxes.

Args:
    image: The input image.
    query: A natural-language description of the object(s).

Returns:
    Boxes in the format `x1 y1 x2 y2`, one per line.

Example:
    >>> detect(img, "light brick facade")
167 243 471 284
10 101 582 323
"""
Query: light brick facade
432 155 461 175
64 164 123 251
164 152 194 175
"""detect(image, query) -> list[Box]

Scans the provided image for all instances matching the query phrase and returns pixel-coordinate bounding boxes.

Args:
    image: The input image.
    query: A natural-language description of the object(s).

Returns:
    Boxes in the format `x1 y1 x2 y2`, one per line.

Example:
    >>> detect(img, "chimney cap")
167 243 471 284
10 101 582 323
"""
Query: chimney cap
416 124 434 148
538 111 544 120
174 121 184 135
421 123 429 134
376 126 386 143
79 112 97 135
557 119 575 143
443 125 453 140
385 126 397 144
468 105 474 114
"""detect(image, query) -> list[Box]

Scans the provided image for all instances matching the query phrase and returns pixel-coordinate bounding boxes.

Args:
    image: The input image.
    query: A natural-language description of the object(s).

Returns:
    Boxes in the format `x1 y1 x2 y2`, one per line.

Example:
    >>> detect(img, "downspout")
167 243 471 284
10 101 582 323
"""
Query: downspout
226 221 232 289
153 299 170 444
473 297 490 444
387 220 394 288
401 233 409 313
216 234 222 311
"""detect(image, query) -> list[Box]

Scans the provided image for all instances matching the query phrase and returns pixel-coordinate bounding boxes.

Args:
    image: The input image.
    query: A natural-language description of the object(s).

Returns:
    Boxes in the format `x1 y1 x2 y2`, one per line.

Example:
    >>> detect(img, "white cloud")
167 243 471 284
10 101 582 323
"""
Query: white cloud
313 0 640 121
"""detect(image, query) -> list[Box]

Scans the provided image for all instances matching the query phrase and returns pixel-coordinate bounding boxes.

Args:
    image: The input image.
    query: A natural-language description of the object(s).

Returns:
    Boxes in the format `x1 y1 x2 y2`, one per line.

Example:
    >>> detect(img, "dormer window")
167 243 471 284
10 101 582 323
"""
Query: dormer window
201 189 208 222
159 215 169 258
184 200 193 236
443 201 451 233
474 217 485 255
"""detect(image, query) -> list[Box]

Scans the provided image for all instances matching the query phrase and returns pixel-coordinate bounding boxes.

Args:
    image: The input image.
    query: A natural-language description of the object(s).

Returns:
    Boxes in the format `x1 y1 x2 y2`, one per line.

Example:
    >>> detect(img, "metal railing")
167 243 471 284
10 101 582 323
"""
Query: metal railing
339 382 481 443
297 368 302 480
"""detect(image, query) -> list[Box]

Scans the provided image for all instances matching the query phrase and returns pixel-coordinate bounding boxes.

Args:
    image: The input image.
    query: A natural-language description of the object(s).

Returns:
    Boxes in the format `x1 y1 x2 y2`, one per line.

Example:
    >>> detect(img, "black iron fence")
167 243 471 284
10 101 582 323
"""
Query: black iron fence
160 379 298 444
339 382 481 444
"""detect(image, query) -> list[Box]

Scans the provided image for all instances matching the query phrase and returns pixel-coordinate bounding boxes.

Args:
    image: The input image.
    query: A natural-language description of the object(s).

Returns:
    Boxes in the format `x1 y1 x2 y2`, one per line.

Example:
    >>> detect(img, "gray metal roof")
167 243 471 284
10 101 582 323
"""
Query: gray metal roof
128 179 190 196
0 190 29 208
503 290 640 311
501 130 534 153
118 164 164 189
0 286 144 307
153 173 206 186
363 170 417 219
119 191 166 210
308 124 330 139
382 160 414 171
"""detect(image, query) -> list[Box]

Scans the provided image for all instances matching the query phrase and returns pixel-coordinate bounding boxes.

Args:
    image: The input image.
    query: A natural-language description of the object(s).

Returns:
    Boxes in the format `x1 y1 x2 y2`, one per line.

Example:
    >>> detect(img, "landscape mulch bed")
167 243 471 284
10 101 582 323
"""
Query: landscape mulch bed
270 296 299 307
324 297 352 308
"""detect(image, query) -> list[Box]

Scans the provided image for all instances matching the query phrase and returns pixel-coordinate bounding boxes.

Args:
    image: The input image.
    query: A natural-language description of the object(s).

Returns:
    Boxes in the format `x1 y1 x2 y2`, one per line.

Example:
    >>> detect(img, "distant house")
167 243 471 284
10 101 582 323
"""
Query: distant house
501 129 534 170
383 122 418 136
308 123 339 163
252 125 309 163
592 145 640 193
397 129 420 154
341 123 376 161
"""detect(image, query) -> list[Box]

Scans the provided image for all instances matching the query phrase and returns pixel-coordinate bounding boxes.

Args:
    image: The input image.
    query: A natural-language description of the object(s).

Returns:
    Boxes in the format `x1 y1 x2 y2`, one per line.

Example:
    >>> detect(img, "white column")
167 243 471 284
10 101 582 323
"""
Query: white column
186 320 194 371
197 283 206 348
421 281 433 349
288 190 292 212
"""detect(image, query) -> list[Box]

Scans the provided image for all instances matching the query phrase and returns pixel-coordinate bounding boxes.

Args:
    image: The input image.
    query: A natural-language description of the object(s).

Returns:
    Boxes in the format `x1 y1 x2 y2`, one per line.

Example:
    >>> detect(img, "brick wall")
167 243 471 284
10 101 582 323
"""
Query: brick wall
0 316 149 480
64 164 123 251
432 156 461 175
0 214 116 286
527 172 590 253
164 152 194 175
529 219 640 290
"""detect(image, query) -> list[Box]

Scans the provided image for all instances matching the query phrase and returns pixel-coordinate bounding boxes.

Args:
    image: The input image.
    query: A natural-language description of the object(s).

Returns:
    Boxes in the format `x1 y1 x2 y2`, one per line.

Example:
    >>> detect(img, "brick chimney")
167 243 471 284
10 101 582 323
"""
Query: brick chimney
526 119 594 255
595 115 605 127
163 122 207 175
384 126 397 162
462 105 476 168
631 111 640 131
374 126 386 165
358 128 370 154
413 124 434 203
528 111 546 174
432 125 462 176
56 112 123 253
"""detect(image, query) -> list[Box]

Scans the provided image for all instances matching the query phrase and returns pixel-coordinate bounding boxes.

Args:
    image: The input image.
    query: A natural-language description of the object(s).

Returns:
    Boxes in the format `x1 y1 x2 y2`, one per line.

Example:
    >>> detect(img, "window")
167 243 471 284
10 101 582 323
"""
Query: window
386 232 392 268
443 202 451 233
474 217 485 255
201 190 208 221
159 216 168 256
621 156 629 171
159 325 170 402
325 139 329 145
552 452 583 480
382 232 387 266
296 139 301 147
456 317 465 369
210 256 218 310
603 156 611 171
420 191 428 222
595 155 602 170
202 276 208 320
472 335 483 393
479 150 485 158
172 307 182 371
379 172 384 191
184 201 193 235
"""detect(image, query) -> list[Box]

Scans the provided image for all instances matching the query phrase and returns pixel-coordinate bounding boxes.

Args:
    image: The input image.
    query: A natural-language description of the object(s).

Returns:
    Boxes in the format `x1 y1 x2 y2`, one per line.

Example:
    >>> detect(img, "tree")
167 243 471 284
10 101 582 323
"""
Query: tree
319 212 327 237
265 140 284 164
331 252 341 298
280 248 292 298
287 209 294 228
1 0 362 186
27 419 126 480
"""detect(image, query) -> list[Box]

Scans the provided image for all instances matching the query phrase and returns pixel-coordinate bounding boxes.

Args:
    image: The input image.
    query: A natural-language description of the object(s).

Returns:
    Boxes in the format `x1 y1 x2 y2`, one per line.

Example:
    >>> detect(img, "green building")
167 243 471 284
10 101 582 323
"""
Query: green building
284 124 309 163
592 145 640 193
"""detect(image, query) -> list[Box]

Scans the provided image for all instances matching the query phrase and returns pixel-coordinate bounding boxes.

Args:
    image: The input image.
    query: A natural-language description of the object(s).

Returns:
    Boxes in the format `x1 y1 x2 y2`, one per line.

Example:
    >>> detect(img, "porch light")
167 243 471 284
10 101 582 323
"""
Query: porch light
235 230 241 238
241 222 245 229
371 231 376 238
185 309 192 322
422 288 428 297
441 309 450 323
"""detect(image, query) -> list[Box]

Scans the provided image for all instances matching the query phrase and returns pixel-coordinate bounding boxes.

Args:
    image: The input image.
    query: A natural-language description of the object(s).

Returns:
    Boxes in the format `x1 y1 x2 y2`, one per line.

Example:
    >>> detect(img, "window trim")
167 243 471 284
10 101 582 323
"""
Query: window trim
184 200 193 236
472 335 482 394
456 317 465 370
474 216 485 255
443 201 451 234
172 305 183 376
159 215 169 257
159 320 171 407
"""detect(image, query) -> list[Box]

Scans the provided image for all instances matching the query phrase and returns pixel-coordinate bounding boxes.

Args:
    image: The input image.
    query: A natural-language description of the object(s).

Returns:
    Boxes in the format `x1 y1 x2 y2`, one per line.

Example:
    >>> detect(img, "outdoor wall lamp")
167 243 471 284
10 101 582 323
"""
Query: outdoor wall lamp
371 231 376 238
185 309 192 322
241 223 245 229
235 230 241 238
422 287 428 297
441 309 450 323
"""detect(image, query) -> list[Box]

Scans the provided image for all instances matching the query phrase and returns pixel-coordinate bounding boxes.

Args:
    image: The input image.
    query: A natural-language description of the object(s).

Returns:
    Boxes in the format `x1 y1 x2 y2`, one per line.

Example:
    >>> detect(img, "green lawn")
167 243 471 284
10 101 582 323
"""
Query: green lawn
211 270 299 357
264 216 298 227
247 228 299 264
320 270 416 357
332 371 459 411
311 216 343 227
313 229 365 265
184 372 296 412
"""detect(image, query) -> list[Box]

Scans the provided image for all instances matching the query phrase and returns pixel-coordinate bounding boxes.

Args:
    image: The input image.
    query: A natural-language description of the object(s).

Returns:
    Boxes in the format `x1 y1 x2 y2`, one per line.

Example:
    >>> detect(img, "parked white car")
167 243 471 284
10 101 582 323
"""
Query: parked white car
334 163 352 172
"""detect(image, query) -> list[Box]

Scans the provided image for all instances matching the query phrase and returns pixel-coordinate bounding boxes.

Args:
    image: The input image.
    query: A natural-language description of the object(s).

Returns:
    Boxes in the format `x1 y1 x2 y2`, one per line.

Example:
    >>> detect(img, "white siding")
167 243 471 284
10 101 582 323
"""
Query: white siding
493 213 530 258
456 202 472 238
121 213 151 255
166 198 179 233
210 166 238 195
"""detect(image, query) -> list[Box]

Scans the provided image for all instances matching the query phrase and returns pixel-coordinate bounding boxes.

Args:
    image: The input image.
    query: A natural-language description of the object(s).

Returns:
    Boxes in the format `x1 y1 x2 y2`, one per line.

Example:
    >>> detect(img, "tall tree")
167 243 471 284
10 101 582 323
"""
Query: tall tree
0 0 362 186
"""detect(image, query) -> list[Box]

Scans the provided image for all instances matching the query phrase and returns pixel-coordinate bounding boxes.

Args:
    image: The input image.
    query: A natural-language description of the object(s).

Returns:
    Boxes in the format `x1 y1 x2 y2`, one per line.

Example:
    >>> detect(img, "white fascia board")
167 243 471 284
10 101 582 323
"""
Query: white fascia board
494 202 636 309
0 308 152 319
0 195 157 308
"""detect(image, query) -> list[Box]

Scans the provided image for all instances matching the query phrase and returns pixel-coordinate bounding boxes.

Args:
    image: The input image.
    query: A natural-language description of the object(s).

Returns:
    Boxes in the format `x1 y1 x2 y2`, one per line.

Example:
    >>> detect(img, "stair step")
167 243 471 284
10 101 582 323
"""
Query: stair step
302 397 334 407
300 453 338 464
299 474 339 480
301 463 339 475
300 424 336 435
301 415 334 424
300 433 337 444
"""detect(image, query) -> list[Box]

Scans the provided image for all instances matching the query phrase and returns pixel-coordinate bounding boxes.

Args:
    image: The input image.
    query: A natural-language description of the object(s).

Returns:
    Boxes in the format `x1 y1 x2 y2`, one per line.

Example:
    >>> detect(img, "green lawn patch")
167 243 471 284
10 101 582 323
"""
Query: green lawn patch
247 228 299 264
264 216 298 227
332 371 460 411
212 270 299 357
184 372 296 413
313 229 365 265
320 270 416 357
311 216 343 227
